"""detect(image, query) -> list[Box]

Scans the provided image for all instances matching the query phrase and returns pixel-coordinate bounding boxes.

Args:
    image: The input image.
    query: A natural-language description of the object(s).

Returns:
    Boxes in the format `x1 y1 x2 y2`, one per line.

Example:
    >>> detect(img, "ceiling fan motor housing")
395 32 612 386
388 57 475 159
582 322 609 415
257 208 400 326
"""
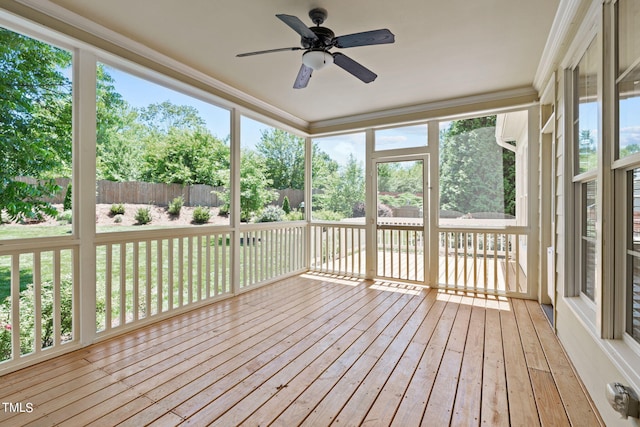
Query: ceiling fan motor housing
302 26 335 50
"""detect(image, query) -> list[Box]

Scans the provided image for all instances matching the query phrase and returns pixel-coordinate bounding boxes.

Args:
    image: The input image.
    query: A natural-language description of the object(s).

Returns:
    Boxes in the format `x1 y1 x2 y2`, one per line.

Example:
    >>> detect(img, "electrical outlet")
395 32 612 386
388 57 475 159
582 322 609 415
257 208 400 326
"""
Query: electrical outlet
606 382 640 419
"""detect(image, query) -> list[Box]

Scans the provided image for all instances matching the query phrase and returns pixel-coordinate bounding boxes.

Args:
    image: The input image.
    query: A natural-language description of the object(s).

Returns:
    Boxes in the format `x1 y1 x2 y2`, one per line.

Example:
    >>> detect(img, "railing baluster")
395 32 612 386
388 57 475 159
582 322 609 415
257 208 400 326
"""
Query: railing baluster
493 233 500 290
178 238 184 307
32 251 42 353
482 233 488 291
514 234 520 292
53 249 61 347
222 234 228 294
156 238 163 310
11 255 20 359
105 244 113 330
119 243 126 326
504 233 510 292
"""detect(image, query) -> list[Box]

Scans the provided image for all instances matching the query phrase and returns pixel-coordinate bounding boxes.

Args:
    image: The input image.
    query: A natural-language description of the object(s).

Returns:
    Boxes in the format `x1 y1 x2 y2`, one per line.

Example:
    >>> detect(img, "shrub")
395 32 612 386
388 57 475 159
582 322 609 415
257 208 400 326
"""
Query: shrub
134 207 152 225
285 210 304 221
0 277 74 361
313 210 344 221
282 196 291 214
192 206 211 224
255 205 285 223
57 210 72 224
63 183 72 211
167 196 184 216
110 203 125 216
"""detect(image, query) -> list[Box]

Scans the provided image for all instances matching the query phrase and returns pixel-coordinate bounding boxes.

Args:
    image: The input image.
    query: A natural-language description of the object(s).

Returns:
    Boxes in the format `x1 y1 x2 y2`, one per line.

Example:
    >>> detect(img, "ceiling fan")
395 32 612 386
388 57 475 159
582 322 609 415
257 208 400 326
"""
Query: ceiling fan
236 8 395 89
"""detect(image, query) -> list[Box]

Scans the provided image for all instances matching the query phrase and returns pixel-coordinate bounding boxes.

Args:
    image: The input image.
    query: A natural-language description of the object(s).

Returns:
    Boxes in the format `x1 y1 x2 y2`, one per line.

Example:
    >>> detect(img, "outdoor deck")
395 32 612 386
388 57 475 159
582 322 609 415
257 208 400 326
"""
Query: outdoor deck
0 273 601 426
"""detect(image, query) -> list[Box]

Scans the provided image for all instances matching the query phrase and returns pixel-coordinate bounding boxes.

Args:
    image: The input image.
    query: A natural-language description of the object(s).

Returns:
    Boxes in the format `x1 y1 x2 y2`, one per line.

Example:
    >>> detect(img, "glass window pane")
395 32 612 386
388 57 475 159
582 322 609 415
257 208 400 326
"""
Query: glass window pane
377 160 423 224
582 180 597 300
574 38 599 174
628 169 640 343
375 124 427 151
438 112 525 227
95 63 230 231
311 133 365 222
238 116 305 222
618 69 640 158
0 27 73 240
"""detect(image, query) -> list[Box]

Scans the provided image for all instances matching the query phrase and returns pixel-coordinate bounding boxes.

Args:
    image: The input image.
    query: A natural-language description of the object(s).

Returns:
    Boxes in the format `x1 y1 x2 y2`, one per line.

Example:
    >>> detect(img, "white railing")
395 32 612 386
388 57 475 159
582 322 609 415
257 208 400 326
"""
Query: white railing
95 228 233 337
310 222 366 277
437 228 528 295
376 225 424 282
0 221 309 373
239 222 306 290
0 241 79 370
0 220 531 374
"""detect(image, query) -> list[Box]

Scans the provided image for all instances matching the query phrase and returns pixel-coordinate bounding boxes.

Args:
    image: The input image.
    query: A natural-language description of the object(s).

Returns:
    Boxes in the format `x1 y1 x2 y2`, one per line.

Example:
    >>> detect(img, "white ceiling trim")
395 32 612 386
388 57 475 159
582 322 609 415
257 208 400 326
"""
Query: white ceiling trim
309 86 538 134
533 0 592 92
14 0 311 130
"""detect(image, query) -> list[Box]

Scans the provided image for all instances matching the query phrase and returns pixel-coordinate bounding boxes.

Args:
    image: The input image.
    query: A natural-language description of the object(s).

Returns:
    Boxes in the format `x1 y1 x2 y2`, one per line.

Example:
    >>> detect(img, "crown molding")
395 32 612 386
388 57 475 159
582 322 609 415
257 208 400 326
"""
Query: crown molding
11 0 310 132
309 87 538 135
533 0 591 92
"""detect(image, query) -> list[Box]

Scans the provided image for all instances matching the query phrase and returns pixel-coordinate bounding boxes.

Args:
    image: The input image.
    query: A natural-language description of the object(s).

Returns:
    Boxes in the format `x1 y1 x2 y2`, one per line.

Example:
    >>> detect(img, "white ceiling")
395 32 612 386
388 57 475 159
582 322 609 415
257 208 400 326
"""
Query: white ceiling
43 0 560 126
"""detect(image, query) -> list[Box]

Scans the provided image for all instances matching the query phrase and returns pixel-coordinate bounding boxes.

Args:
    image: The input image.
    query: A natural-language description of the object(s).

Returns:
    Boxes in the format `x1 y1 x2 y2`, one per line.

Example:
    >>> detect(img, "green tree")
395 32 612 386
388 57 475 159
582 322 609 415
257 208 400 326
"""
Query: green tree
217 150 278 222
256 129 305 190
96 64 146 181
311 143 340 190
141 127 229 186
439 116 515 215
319 154 365 217
138 101 205 134
0 28 72 221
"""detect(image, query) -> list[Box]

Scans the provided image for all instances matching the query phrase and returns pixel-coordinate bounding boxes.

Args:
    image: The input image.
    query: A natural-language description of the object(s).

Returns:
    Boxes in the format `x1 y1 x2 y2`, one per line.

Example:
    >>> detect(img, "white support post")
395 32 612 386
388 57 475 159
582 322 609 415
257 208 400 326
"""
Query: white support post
305 135 312 270
230 109 241 294
74 49 97 346
365 128 376 280
528 105 541 300
428 121 440 288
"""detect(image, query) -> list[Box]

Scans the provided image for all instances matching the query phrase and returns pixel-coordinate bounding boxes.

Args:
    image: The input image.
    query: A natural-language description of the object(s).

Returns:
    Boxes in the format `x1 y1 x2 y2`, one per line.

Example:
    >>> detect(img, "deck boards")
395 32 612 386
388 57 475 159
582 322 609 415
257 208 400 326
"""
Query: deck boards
0 273 602 426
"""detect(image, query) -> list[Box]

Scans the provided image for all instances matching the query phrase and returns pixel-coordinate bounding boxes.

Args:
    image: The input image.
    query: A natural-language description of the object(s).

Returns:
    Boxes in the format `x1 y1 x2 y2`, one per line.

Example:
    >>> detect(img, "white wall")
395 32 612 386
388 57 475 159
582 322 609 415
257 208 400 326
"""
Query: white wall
545 1 640 425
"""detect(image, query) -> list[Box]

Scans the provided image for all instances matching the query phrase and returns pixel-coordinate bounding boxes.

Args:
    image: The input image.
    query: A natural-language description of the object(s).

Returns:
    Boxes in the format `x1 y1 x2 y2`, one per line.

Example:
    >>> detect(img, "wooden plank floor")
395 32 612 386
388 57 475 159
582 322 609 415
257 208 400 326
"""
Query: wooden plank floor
0 273 603 426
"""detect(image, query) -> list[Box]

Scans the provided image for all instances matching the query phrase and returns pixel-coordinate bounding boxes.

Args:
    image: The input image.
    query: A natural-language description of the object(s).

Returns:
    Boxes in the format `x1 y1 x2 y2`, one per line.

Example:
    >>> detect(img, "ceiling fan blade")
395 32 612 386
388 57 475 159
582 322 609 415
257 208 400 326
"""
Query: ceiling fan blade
237 47 302 57
334 29 395 48
332 53 377 83
293 64 313 89
276 14 319 41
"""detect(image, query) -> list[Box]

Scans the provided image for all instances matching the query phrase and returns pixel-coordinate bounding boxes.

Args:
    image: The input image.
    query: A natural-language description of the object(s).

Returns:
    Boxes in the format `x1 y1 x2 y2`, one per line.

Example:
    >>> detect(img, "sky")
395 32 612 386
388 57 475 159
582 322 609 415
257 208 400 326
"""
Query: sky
103 64 430 166
103 64 640 162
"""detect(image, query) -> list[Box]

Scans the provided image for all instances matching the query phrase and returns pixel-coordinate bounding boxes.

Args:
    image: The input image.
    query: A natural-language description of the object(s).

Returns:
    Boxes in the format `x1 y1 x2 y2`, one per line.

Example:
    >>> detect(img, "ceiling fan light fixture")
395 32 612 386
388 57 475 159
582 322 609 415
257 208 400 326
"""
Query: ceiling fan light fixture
302 50 333 70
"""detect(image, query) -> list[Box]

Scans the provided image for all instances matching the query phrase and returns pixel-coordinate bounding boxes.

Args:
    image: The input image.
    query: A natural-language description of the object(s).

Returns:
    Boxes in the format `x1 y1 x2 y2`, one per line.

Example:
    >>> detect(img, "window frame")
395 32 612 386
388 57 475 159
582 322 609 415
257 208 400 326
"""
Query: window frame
563 5 602 329
614 0 640 350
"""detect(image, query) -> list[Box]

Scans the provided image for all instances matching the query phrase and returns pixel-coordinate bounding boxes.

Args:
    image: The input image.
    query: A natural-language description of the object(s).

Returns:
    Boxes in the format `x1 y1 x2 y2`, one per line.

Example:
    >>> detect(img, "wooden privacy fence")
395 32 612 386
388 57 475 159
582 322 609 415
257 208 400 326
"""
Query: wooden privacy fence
16 177 304 208
96 181 225 207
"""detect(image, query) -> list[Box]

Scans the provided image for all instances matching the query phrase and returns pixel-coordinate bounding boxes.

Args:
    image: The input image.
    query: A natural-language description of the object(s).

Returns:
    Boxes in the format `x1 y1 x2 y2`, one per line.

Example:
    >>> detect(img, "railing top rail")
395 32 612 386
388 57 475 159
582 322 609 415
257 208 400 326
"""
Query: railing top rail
95 225 234 244
437 225 529 234
310 221 366 229
377 224 424 231
240 220 306 231
0 237 79 255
